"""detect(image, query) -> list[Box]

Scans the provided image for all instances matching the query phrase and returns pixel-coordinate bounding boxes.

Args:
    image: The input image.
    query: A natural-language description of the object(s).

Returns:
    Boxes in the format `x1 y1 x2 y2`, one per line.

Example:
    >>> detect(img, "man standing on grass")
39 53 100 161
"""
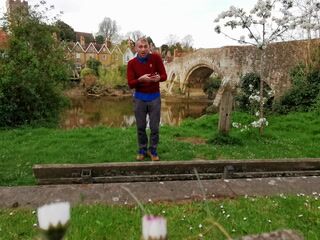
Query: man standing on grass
127 37 167 161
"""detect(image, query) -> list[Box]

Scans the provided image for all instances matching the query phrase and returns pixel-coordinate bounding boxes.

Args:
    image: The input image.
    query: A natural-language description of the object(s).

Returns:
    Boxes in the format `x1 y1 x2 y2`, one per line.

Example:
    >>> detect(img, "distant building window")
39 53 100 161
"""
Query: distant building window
76 53 80 59
103 55 107 60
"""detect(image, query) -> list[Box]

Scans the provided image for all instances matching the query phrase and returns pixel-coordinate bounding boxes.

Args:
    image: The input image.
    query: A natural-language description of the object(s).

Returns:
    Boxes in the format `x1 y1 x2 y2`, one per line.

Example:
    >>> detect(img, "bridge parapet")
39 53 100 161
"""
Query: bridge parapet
164 38 320 106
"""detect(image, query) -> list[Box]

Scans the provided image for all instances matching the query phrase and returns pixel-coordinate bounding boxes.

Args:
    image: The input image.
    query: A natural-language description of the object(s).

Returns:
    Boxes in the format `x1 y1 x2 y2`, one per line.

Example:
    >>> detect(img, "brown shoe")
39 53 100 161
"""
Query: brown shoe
136 149 147 161
147 149 160 161
136 153 146 161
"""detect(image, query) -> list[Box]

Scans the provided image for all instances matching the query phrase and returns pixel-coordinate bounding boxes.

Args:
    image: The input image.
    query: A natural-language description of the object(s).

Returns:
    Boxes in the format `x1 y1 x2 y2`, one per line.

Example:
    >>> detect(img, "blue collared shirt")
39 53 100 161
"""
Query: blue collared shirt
134 91 160 102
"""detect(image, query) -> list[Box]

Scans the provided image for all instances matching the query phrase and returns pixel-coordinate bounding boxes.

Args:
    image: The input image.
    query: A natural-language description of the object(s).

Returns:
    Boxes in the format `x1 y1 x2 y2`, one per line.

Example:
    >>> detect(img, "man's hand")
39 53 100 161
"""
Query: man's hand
138 74 151 82
148 73 160 82
138 73 160 82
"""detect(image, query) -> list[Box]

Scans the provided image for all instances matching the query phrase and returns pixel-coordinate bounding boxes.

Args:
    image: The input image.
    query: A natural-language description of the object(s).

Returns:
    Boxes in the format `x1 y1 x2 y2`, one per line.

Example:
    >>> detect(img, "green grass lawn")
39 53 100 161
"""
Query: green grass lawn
1 111 320 239
0 111 319 186
0 195 319 239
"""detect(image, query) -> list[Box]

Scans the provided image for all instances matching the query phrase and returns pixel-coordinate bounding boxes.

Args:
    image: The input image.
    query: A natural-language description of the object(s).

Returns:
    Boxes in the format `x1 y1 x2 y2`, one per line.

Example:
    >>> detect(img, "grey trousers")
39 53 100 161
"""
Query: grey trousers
134 97 161 149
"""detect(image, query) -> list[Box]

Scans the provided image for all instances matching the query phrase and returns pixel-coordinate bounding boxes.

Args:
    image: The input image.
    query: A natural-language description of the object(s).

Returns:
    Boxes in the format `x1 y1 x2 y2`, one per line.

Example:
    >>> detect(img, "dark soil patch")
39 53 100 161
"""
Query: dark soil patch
175 137 207 145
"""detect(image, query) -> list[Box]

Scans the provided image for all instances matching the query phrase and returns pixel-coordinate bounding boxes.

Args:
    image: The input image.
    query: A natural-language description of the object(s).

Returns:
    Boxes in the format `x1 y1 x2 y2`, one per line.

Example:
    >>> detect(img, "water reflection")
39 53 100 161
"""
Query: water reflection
60 97 212 129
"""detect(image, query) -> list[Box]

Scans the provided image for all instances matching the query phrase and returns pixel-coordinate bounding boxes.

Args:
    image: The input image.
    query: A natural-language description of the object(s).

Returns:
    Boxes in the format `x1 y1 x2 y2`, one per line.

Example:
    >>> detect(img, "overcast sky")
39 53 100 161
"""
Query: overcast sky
0 0 258 48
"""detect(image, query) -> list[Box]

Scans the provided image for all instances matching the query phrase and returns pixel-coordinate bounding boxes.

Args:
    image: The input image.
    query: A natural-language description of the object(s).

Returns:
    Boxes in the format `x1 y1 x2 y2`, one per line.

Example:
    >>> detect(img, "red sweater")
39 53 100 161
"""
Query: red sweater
127 53 167 93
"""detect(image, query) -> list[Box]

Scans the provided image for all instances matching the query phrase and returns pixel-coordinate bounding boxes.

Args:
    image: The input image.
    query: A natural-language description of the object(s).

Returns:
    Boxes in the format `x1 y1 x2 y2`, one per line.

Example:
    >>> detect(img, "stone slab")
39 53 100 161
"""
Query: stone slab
1 176 320 209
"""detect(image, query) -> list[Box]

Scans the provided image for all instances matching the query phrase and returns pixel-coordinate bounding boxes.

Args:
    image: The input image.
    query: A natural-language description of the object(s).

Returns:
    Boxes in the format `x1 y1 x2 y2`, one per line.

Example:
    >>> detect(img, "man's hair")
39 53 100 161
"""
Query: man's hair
136 37 149 45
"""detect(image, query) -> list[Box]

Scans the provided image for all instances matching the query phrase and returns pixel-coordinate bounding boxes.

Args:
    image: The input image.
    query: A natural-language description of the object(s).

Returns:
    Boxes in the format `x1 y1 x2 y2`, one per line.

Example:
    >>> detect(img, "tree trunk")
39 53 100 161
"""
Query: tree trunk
259 49 265 135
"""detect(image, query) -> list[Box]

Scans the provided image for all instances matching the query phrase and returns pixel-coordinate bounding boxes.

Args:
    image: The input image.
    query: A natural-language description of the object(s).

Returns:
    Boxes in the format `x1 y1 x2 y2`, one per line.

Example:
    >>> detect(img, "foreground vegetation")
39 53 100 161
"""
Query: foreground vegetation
0 111 319 186
0 196 319 239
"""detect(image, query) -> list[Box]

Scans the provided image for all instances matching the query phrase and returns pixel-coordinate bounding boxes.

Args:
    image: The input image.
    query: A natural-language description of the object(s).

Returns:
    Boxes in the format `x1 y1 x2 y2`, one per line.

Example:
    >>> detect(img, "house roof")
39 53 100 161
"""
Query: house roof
110 45 123 55
98 43 111 54
75 31 95 43
72 42 86 52
85 42 98 53
94 43 103 52
66 42 75 51
67 35 125 56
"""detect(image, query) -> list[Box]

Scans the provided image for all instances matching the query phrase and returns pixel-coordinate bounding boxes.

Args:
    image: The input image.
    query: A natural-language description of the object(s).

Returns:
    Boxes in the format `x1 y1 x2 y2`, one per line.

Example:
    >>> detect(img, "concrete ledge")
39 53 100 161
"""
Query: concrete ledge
33 158 320 185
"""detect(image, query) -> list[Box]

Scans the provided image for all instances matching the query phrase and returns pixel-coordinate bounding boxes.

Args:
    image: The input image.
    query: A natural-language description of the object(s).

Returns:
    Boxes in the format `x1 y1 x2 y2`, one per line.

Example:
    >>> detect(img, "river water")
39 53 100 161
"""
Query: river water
60 96 212 129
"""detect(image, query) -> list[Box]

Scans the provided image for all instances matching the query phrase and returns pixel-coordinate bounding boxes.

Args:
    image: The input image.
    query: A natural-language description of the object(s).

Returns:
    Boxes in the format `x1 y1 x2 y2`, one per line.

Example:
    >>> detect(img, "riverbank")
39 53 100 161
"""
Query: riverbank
64 85 213 102
0 111 319 186
64 85 133 99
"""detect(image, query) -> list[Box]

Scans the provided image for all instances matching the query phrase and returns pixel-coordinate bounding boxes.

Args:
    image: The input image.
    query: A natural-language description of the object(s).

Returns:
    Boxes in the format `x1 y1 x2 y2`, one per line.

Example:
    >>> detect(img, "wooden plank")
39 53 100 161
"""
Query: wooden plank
218 90 233 134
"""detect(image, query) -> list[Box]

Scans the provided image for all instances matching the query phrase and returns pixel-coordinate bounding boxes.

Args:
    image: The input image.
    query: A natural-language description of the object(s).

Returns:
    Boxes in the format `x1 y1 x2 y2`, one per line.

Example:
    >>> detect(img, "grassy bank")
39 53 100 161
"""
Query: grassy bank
0 195 319 239
0 111 319 186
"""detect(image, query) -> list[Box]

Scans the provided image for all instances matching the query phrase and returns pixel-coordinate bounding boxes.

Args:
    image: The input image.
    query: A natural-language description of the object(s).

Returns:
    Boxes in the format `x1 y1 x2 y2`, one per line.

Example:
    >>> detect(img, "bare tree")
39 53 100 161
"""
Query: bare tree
97 17 118 41
181 34 194 49
166 34 179 46
125 30 144 42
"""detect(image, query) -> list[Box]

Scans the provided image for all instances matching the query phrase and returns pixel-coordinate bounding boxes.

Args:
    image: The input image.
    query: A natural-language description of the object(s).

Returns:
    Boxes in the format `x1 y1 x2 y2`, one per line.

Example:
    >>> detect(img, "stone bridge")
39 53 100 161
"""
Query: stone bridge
163 39 320 105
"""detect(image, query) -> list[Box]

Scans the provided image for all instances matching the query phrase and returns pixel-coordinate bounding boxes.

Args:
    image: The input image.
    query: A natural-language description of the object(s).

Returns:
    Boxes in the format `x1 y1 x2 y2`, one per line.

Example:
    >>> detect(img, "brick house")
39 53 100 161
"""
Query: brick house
98 43 112 67
66 32 124 71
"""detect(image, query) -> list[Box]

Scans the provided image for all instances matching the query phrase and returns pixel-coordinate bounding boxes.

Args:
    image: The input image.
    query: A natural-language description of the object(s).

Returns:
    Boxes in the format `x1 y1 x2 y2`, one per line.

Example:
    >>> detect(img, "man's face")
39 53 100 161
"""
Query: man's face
136 40 150 58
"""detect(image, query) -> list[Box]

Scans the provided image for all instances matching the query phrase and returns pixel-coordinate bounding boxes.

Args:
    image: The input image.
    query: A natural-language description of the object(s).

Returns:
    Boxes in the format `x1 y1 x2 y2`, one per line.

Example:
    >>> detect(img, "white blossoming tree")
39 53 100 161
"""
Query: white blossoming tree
214 0 297 134
293 0 320 39
291 0 320 70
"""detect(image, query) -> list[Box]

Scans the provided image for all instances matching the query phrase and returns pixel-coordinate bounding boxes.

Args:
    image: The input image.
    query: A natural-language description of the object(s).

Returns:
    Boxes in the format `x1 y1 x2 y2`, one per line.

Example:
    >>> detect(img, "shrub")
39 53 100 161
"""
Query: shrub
274 59 320 114
81 74 98 92
80 68 96 78
86 58 101 75
203 76 221 99
311 92 320 114
235 73 273 114
0 4 69 127
207 133 243 145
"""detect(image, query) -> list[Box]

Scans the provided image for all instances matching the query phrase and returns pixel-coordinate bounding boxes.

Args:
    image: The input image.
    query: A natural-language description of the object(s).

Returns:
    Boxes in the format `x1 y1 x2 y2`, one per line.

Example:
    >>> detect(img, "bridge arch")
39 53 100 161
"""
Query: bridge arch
181 62 223 98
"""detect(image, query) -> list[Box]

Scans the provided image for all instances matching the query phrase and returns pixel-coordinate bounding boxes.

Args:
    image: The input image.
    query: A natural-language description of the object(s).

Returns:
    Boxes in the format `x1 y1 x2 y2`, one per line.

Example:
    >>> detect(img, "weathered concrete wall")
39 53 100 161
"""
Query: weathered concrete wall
164 39 320 103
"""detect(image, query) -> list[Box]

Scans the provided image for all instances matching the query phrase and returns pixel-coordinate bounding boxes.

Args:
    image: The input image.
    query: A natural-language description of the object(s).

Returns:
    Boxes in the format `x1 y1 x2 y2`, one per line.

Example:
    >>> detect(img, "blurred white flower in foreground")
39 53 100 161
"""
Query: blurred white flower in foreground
142 215 167 240
37 202 70 230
